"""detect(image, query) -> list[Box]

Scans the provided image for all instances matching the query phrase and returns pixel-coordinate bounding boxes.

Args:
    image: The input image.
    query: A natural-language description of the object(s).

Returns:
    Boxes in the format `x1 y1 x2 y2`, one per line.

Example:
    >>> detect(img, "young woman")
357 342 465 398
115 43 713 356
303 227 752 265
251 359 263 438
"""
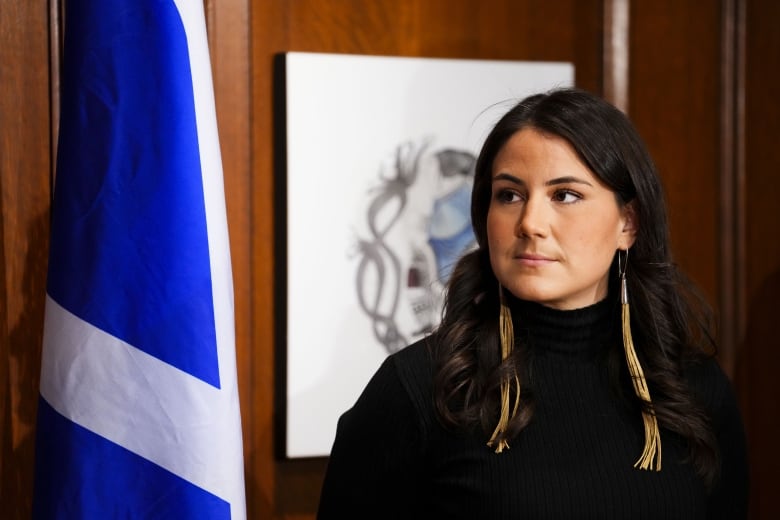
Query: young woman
317 88 748 519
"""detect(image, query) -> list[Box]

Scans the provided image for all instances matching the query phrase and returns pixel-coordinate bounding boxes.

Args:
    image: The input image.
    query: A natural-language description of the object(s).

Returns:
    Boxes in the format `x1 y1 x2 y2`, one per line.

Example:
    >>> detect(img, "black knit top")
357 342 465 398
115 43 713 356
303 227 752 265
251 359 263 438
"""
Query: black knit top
317 298 748 519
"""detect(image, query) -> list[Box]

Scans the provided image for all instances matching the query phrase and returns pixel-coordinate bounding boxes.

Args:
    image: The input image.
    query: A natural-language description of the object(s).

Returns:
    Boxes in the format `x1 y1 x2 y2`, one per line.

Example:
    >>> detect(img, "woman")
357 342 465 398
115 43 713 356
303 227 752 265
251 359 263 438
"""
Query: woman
317 88 748 519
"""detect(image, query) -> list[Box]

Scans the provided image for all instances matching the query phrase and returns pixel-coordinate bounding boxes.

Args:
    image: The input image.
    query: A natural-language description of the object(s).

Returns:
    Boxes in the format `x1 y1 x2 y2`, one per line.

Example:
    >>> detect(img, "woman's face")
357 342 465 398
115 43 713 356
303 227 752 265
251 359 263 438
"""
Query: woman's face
486 128 636 310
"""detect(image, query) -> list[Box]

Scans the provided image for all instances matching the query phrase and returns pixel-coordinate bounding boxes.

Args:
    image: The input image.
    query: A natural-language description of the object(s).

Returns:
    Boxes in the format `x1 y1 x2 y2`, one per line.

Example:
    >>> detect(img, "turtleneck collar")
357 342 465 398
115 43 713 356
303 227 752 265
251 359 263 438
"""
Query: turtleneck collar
509 295 619 358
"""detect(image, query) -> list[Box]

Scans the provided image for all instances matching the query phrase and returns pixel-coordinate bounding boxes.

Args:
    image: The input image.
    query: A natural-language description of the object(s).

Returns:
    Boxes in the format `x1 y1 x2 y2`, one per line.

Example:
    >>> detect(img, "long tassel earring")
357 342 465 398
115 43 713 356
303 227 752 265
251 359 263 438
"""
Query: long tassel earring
619 249 662 471
487 284 522 453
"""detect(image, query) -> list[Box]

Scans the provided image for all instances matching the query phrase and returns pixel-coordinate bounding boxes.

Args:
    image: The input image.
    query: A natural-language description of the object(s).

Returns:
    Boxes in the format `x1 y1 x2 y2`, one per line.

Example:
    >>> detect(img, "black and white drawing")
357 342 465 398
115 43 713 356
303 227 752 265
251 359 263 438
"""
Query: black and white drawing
354 139 477 355
281 52 573 458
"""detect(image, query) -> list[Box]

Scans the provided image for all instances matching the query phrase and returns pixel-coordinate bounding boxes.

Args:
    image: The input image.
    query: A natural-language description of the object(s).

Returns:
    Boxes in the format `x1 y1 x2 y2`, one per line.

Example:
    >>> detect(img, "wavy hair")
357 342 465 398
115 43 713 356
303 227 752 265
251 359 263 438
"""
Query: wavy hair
431 88 719 486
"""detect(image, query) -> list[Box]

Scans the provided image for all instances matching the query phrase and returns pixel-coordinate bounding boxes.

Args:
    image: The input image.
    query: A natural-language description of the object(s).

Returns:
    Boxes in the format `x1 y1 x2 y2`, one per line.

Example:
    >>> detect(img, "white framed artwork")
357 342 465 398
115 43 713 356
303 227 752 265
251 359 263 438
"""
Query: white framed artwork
278 52 574 458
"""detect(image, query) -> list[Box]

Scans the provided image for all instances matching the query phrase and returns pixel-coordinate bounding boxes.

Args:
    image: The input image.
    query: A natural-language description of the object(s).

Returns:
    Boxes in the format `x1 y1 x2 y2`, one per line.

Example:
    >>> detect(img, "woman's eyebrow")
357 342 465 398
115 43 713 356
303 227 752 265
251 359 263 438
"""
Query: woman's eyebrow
545 176 594 187
492 172 593 187
492 172 524 185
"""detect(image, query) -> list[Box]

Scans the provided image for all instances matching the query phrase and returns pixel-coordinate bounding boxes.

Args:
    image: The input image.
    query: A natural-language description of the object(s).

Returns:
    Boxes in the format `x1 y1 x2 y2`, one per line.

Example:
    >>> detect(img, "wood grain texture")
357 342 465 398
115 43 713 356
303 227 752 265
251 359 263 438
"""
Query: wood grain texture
717 0 742 385
738 0 780 518
628 1 722 314
0 1 52 517
603 0 629 111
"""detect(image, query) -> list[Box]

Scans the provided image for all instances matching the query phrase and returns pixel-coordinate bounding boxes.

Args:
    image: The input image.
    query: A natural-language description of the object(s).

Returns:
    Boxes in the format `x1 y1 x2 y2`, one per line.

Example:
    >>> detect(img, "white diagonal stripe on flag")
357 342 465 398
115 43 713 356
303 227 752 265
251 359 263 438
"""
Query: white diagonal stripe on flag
40 295 245 514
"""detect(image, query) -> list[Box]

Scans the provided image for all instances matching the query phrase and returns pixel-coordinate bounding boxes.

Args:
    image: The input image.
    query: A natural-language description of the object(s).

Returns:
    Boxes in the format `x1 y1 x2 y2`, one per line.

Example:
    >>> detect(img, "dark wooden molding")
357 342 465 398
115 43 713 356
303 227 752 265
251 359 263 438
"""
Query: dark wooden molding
718 0 746 378
603 0 630 112
734 0 746 368
48 0 62 189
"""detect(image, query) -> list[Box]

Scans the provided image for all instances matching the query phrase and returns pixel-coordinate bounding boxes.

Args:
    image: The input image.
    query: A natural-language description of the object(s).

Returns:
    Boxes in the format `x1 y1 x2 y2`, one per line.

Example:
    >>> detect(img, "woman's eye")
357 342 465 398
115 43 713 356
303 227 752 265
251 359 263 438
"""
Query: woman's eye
495 189 521 203
552 189 581 203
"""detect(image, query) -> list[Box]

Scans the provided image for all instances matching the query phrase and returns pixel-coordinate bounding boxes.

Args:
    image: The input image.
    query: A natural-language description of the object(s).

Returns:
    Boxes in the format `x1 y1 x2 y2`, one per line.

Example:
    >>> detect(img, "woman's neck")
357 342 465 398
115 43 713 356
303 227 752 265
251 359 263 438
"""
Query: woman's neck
509 296 619 357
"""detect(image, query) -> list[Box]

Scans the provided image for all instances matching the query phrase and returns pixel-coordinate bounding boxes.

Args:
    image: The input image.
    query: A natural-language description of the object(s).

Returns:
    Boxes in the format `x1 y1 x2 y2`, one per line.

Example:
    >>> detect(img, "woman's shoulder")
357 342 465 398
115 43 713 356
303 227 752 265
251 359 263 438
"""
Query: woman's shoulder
387 336 435 408
340 337 436 443
353 336 434 413
390 336 434 372
683 355 741 426
684 355 730 390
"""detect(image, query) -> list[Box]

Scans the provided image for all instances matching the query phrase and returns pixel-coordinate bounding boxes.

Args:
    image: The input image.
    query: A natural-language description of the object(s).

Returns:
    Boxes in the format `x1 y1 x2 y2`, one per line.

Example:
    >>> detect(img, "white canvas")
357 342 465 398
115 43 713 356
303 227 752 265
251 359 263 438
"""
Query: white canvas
284 52 574 458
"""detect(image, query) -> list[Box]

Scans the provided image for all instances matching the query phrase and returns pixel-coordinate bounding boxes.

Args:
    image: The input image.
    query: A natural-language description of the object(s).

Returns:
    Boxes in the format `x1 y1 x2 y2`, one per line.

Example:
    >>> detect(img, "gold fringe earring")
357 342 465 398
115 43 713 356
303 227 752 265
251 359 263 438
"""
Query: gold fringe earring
487 285 522 453
619 249 662 471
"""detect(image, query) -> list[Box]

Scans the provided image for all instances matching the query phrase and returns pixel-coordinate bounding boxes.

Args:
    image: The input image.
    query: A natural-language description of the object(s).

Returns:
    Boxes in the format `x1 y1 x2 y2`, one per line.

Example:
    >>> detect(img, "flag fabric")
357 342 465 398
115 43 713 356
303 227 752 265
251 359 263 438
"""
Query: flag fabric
33 0 246 517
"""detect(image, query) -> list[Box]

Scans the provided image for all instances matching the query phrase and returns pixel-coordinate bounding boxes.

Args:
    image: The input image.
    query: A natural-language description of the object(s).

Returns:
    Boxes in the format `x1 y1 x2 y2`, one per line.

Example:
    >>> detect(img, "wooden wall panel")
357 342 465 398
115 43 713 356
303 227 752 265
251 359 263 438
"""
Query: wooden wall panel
739 0 780 517
0 1 52 517
250 1 602 517
628 1 723 311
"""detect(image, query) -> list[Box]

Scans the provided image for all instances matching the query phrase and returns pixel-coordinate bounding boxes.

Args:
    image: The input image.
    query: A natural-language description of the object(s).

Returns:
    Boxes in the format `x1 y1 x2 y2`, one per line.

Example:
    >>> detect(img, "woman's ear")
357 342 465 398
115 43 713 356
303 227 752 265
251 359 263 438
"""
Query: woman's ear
619 201 638 249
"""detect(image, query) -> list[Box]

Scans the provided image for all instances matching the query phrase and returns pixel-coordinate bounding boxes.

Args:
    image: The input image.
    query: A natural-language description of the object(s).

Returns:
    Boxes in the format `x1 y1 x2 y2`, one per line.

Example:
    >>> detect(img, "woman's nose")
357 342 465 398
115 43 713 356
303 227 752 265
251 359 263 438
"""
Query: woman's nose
515 197 547 238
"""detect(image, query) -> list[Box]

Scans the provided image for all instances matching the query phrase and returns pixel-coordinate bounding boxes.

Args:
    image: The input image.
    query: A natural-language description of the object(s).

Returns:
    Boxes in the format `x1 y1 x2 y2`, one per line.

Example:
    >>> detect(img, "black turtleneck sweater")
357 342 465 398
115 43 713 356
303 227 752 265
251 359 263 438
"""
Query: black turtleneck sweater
317 299 748 519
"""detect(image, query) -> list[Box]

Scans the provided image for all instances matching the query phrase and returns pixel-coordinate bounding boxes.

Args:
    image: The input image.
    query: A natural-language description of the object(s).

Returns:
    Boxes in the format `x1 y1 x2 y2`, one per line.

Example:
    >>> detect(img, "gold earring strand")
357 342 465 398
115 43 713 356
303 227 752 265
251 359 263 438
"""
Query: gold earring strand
488 286 522 453
619 249 662 471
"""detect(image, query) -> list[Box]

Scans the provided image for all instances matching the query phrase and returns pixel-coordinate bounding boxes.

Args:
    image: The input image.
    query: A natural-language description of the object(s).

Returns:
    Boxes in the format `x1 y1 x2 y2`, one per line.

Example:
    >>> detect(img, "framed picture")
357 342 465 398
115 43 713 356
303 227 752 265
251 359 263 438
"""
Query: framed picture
276 52 574 458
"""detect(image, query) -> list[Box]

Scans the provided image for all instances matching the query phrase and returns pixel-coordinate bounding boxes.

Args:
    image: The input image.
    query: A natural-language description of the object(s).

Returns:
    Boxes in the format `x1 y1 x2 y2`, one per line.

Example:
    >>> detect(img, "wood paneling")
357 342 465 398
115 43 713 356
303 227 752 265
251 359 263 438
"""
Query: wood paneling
0 1 52 517
739 0 780 518
603 0 630 111
629 1 723 308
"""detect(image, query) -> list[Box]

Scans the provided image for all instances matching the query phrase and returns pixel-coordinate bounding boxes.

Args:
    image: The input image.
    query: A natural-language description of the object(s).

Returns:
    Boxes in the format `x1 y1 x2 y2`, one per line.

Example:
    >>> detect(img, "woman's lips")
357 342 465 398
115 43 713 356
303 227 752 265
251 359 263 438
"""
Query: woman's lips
514 253 555 266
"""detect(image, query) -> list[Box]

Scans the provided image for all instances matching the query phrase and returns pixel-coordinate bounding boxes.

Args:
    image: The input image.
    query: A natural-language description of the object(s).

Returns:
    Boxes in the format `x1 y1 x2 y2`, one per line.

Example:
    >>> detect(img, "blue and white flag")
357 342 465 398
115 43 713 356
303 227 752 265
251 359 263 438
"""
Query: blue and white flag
33 0 246 517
